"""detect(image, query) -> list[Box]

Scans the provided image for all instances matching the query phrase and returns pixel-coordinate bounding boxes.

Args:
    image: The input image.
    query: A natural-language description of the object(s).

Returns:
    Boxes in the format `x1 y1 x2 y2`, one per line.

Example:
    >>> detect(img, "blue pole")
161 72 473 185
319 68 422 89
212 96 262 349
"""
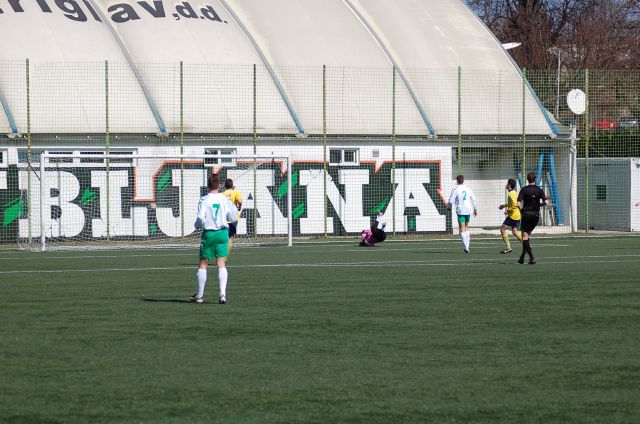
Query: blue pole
0 86 18 134
548 150 564 224
536 151 544 186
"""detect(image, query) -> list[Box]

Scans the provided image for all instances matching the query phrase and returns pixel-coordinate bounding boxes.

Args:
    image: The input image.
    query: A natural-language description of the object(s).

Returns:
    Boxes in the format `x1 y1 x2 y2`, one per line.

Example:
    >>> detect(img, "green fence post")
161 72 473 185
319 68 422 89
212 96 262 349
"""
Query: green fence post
105 60 110 241
392 66 397 236
585 69 590 233
26 58 32 245
522 68 527 180
322 64 327 238
457 66 462 176
253 64 257 237
180 61 184 238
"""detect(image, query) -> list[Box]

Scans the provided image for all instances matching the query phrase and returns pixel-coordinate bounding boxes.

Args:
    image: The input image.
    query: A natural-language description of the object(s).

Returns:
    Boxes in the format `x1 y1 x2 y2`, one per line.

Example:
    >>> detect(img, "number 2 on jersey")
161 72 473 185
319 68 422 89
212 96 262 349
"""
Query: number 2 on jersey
212 203 220 220
462 191 467 201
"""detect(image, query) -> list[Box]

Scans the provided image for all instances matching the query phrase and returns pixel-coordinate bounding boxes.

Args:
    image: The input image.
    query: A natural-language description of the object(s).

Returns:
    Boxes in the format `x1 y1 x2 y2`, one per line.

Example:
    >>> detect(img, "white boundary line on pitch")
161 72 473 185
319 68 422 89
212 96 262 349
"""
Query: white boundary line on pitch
0 259 638 274
1 254 639 274
0 244 574 260
0 234 636 256
0 230 640 255
294 234 640 245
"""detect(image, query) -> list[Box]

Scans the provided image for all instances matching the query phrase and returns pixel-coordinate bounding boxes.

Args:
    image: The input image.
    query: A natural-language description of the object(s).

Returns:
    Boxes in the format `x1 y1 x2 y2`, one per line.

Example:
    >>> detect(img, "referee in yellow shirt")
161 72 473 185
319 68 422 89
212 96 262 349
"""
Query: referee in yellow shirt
222 179 243 255
498 179 522 254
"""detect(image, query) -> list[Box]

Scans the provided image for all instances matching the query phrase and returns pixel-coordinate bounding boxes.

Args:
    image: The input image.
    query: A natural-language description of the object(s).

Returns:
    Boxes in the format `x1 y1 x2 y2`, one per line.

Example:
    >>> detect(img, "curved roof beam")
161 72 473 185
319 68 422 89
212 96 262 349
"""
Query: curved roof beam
218 0 305 136
460 1 559 137
85 0 168 136
343 0 435 137
0 85 19 136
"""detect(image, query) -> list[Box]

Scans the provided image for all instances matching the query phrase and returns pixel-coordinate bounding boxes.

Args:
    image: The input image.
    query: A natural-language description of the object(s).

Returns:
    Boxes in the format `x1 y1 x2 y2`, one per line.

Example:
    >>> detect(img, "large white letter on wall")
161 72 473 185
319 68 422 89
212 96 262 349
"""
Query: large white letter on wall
19 170 85 238
156 169 206 237
382 168 446 232
299 169 369 234
92 170 148 237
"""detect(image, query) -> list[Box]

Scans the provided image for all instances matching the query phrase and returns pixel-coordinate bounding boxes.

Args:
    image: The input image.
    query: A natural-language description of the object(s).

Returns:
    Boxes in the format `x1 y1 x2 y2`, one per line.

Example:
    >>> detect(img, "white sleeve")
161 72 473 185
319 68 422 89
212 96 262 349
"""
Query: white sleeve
194 198 205 229
447 188 456 208
470 190 478 210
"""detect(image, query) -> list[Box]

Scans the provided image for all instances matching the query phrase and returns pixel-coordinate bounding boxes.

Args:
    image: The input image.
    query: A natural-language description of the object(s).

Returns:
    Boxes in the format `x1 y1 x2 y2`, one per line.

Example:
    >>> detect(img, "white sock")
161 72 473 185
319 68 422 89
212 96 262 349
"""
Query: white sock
460 232 466 248
465 231 471 250
218 267 228 297
197 269 207 298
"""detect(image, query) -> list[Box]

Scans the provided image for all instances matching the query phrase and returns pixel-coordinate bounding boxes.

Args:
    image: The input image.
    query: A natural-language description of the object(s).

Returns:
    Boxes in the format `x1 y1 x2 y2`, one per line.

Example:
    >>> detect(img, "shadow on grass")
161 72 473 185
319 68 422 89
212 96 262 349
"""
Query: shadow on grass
408 250 501 255
141 298 201 304
407 250 453 254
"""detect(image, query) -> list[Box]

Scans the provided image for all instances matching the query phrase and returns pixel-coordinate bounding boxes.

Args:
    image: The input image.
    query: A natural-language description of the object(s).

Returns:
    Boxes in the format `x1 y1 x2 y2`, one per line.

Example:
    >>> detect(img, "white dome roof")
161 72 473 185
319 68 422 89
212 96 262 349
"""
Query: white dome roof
0 0 557 136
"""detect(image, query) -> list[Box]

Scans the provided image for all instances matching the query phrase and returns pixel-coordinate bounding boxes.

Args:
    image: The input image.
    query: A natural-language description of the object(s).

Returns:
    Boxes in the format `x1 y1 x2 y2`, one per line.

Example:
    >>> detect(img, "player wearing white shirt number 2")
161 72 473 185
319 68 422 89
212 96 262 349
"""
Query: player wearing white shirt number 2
447 175 478 253
190 173 238 304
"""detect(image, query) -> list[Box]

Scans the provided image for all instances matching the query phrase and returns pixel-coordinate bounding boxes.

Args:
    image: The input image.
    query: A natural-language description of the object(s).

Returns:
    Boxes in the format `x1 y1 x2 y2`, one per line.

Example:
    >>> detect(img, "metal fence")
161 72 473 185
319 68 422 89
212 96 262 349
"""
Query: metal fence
0 62 639 248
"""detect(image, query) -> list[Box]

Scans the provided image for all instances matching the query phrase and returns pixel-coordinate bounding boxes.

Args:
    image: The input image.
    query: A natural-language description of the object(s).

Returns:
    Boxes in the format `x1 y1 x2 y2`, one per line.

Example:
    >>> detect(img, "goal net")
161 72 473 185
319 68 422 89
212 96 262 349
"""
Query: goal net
19 153 293 251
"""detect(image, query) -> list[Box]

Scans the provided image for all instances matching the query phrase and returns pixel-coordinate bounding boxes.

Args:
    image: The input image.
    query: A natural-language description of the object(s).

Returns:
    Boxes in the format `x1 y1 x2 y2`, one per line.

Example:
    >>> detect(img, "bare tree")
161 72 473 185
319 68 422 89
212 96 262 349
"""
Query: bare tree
570 0 640 69
466 0 640 69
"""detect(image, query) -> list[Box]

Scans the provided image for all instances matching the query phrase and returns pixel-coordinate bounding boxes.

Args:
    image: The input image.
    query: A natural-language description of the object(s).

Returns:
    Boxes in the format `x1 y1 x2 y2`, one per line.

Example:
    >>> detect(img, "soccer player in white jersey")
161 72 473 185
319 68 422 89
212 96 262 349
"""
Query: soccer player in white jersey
447 175 478 253
190 173 238 304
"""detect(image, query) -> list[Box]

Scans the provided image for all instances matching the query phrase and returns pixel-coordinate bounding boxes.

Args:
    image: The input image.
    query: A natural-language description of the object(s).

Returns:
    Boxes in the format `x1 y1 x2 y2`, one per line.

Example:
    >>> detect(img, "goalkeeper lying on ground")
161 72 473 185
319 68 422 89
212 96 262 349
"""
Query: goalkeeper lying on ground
359 213 387 247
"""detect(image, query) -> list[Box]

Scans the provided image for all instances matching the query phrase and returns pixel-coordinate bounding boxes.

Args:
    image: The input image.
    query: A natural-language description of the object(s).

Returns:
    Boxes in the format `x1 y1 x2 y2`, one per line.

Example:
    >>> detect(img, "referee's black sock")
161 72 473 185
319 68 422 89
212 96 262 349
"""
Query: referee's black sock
523 239 533 259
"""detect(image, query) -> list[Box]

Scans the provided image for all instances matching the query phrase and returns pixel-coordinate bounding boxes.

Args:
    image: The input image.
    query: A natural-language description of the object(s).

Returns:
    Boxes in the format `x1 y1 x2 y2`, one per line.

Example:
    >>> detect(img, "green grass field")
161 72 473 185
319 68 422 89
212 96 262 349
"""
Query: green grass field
1 236 639 423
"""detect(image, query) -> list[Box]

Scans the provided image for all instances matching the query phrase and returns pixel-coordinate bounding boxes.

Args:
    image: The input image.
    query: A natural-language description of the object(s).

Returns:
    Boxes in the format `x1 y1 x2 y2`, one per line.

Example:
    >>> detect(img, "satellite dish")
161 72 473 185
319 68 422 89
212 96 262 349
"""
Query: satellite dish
502 42 522 51
567 89 586 115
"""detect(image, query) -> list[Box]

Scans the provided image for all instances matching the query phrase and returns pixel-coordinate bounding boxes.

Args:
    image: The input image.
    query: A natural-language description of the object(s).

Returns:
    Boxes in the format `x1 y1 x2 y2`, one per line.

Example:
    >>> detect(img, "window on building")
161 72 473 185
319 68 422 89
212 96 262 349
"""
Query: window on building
17 149 44 165
47 151 74 164
17 149 135 167
79 151 104 164
80 150 136 165
596 185 607 202
329 149 341 164
205 148 236 165
329 148 359 165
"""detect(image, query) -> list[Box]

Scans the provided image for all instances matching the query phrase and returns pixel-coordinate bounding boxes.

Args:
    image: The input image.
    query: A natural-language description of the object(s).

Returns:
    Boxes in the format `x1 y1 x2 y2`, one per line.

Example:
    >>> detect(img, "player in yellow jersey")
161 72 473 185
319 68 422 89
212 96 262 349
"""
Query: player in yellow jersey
222 179 243 255
498 179 523 254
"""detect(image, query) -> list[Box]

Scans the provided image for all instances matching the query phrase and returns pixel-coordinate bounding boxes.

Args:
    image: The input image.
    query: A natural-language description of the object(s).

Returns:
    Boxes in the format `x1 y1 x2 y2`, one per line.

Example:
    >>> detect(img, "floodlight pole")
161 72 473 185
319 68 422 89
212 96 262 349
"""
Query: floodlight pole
555 53 560 117
548 47 568 118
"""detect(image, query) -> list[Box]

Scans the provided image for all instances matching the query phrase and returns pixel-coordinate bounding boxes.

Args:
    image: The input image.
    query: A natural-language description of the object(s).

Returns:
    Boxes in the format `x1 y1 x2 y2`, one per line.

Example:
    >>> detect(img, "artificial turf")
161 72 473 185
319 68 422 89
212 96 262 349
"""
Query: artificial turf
1 235 639 423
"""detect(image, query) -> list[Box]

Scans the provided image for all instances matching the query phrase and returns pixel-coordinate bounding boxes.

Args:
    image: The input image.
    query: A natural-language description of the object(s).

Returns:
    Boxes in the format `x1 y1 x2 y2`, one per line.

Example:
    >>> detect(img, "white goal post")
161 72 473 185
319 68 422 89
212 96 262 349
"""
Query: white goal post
22 153 293 251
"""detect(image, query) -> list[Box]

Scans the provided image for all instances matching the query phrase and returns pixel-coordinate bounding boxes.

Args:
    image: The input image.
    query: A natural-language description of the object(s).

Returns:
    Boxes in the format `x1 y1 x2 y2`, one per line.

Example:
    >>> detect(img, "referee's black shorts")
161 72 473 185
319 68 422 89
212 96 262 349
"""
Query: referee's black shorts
228 222 238 237
521 212 539 234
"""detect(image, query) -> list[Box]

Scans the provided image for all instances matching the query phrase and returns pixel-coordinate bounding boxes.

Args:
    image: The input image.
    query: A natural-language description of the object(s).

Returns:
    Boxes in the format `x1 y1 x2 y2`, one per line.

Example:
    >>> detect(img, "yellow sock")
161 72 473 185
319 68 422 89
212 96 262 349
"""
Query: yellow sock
515 230 523 242
228 241 233 255
501 233 511 250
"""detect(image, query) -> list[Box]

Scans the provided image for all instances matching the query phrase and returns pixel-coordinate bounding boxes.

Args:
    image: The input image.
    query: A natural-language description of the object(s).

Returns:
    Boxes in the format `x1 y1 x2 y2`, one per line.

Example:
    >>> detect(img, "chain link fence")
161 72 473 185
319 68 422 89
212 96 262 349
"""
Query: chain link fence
0 61 638 247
